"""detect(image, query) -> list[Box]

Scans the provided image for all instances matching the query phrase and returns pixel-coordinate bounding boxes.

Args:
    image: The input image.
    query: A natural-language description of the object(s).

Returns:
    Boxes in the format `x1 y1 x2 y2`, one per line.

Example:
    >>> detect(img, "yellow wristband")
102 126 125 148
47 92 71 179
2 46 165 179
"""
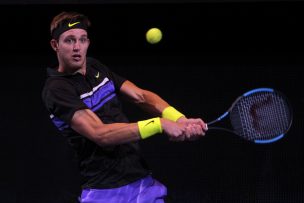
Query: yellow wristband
162 106 185 122
137 117 163 139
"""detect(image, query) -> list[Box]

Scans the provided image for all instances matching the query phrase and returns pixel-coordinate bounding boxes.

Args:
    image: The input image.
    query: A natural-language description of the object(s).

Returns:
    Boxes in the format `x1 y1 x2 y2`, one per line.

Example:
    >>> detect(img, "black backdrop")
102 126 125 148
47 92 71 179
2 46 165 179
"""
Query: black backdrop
1 2 304 203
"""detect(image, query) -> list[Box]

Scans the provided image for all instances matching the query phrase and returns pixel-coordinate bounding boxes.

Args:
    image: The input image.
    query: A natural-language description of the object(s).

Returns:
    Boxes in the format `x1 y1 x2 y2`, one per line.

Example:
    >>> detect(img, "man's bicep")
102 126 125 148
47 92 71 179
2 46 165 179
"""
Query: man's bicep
71 109 104 142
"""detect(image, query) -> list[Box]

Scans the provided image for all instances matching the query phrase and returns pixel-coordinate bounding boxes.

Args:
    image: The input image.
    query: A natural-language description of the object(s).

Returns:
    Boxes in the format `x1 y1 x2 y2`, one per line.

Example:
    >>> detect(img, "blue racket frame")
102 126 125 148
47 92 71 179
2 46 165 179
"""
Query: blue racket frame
207 88 292 144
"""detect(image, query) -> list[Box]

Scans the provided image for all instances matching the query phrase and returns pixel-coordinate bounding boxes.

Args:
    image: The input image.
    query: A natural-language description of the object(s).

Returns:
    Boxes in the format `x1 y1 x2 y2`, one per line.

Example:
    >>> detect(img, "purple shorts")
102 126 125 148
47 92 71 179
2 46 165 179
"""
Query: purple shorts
80 176 167 203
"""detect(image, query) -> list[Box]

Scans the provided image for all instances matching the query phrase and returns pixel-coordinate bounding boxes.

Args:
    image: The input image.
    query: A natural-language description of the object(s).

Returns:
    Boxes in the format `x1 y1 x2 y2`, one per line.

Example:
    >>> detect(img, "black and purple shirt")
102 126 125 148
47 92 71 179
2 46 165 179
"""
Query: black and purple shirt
42 57 150 189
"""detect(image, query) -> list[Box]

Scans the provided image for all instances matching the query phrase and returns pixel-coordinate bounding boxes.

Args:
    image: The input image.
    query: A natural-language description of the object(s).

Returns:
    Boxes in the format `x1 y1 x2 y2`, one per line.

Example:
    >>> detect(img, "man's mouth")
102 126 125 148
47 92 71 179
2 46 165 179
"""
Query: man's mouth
72 54 81 61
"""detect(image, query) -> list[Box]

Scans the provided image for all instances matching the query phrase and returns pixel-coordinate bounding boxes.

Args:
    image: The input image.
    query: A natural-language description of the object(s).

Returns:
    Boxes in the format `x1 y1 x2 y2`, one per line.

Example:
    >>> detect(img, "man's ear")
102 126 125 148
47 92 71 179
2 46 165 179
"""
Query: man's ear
50 39 59 52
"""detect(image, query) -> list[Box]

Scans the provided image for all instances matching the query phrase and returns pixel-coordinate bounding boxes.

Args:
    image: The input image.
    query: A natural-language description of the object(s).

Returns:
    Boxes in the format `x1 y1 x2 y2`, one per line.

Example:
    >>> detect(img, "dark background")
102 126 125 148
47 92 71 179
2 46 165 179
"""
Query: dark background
1 1 304 203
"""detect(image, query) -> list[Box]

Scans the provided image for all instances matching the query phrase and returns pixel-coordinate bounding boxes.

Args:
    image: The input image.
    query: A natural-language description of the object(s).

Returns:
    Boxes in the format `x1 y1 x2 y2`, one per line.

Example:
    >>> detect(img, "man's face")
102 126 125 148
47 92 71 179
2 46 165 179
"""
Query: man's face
56 28 90 71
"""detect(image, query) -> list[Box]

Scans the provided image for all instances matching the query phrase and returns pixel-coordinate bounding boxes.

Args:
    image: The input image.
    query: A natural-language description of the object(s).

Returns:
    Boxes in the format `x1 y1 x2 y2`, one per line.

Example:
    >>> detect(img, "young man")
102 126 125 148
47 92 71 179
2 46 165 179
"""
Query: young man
42 11 208 203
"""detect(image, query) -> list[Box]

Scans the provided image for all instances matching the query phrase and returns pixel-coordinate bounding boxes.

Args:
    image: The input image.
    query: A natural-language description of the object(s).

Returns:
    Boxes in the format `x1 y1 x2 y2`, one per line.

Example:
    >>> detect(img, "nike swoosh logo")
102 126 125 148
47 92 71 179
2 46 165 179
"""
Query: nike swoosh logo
145 120 155 126
68 22 80 27
95 72 100 78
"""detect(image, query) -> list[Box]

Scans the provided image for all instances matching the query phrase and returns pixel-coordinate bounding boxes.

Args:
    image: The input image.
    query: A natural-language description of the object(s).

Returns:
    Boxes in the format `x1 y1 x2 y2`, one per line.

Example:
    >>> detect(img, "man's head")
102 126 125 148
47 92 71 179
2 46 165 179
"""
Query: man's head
50 12 91 73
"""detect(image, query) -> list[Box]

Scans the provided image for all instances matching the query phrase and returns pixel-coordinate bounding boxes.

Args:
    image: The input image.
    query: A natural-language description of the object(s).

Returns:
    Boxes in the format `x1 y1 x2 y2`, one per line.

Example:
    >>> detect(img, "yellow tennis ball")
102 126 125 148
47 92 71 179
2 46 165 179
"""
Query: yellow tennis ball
146 28 162 44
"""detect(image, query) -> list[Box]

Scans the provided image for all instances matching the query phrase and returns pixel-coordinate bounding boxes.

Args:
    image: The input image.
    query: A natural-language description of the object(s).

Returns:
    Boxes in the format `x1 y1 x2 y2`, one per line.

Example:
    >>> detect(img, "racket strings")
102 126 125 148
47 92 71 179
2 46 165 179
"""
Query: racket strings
231 92 291 141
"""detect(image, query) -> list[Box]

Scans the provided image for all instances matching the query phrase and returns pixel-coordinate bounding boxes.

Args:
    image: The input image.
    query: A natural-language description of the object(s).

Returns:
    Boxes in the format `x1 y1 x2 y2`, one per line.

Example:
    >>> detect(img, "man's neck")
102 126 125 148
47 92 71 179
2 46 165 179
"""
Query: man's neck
74 67 86 75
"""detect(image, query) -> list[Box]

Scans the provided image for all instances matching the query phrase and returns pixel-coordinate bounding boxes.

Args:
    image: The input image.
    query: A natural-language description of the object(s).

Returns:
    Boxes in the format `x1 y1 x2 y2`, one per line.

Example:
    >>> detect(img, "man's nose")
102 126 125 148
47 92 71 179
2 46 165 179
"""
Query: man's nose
73 41 80 51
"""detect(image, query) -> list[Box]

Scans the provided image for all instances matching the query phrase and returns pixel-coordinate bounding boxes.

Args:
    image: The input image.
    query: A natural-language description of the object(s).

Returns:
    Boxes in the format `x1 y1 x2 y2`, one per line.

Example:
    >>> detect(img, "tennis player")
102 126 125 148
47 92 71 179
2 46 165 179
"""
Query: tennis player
42 11 208 203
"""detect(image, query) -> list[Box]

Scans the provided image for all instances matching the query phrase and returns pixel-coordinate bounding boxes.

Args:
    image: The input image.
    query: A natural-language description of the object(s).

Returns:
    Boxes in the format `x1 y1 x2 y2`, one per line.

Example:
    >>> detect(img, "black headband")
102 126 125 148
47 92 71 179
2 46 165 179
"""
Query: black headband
51 19 88 39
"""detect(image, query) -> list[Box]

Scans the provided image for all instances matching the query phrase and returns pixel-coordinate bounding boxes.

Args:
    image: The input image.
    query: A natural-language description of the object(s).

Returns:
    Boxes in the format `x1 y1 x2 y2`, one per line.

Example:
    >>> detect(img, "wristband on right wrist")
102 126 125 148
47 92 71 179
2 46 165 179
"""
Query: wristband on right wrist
137 117 163 139
162 106 185 122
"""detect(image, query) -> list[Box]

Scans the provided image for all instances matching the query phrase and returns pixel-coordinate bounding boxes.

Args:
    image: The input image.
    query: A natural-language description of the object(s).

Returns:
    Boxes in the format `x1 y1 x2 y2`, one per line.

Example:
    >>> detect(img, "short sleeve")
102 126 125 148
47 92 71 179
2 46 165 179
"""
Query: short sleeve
42 79 88 124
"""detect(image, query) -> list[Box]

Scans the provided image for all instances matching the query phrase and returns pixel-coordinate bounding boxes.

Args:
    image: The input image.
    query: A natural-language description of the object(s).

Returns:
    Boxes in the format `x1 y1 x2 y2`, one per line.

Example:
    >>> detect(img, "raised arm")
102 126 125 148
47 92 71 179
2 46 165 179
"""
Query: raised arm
119 80 208 140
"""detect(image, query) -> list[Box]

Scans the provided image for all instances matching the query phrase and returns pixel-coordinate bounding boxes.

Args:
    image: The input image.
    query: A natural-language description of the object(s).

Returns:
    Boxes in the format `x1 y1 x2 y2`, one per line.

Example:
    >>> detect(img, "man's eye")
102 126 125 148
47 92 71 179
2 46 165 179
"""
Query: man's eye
80 38 88 43
65 39 74 43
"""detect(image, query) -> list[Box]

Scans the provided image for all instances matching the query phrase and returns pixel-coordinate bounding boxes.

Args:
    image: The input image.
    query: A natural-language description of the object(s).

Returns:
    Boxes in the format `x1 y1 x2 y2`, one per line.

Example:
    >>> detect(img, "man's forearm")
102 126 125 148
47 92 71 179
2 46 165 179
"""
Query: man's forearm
136 89 170 116
94 123 141 146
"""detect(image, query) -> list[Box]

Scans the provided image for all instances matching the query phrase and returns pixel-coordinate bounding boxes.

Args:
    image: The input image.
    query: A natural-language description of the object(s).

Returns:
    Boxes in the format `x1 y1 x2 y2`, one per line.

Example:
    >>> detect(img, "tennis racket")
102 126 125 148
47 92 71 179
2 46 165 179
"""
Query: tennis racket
207 88 293 144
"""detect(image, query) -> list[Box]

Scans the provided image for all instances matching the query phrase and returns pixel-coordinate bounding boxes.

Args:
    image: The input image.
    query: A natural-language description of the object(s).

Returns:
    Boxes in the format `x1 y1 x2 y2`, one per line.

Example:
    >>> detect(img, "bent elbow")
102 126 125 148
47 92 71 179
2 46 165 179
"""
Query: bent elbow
133 90 147 104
